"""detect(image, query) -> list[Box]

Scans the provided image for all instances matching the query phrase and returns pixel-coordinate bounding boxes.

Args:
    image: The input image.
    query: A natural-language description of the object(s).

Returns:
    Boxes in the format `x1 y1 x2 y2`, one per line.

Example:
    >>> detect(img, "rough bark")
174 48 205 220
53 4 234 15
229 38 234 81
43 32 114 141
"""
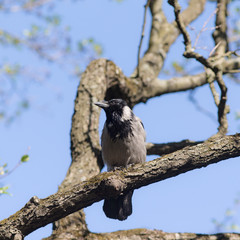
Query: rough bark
1 0 240 239
60 230 240 240
50 59 108 238
146 139 203 156
0 134 240 239
104 56 240 108
1 52 239 238
133 0 206 81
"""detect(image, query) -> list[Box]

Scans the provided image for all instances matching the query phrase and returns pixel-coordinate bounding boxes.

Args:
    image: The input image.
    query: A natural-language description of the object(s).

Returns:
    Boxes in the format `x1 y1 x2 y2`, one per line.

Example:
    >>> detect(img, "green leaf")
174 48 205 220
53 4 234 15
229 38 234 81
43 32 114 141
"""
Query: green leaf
93 44 103 56
21 154 29 163
172 61 184 73
0 186 10 195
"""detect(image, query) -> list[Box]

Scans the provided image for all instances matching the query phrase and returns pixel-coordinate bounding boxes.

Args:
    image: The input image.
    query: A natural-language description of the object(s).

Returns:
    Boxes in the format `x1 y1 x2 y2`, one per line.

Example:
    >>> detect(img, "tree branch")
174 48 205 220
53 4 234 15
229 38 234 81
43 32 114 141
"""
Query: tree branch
131 0 206 81
1 133 240 239
168 0 230 135
101 54 240 108
2 1 238 239
137 0 151 77
47 229 240 240
216 70 229 135
133 56 240 102
168 0 216 71
212 0 229 135
212 0 228 56
51 59 108 237
146 139 203 156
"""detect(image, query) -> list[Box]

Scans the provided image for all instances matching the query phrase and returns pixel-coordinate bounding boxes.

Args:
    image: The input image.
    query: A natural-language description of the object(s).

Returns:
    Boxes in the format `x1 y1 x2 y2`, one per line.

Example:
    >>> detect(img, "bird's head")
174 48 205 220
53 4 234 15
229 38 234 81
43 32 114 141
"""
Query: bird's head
94 99 133 122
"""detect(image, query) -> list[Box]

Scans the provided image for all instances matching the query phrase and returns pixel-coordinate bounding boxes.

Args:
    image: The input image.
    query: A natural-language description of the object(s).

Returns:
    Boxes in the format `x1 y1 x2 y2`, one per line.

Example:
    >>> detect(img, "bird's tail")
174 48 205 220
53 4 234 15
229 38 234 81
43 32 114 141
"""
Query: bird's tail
103 190 133 221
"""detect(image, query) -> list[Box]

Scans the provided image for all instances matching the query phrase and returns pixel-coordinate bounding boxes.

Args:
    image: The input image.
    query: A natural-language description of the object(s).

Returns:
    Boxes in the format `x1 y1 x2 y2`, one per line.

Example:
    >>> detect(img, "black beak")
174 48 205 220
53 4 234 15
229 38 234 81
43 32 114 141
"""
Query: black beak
94 100 109 109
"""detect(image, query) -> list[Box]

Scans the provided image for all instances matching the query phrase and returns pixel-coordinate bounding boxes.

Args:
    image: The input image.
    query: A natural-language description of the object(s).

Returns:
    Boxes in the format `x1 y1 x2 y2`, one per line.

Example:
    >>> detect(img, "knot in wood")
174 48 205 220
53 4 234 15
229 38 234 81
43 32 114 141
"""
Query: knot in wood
24 196 40 209
29 196 40 205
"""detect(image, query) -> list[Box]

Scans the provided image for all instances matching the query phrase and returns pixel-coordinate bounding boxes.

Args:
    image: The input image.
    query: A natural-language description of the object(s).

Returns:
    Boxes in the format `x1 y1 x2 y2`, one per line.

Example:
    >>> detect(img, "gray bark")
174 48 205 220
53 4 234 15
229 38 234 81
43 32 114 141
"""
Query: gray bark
1 0 240 239
0 133 239 239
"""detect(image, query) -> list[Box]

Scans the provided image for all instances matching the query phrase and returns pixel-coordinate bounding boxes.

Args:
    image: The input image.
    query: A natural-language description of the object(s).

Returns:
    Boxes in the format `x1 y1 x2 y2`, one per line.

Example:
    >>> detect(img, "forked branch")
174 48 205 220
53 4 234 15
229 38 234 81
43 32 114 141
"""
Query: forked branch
168 0 229 135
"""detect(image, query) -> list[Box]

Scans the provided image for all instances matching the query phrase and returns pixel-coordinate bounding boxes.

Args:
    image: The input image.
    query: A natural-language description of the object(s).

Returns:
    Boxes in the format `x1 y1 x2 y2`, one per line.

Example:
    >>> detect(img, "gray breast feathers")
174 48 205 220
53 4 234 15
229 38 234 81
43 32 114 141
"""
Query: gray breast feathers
101 116 146 171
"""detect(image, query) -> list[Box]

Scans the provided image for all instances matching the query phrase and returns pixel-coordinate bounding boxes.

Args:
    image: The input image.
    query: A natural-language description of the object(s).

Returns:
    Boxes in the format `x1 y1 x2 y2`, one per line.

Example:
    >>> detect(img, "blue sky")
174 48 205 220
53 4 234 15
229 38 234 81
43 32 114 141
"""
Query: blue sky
0 0 240 239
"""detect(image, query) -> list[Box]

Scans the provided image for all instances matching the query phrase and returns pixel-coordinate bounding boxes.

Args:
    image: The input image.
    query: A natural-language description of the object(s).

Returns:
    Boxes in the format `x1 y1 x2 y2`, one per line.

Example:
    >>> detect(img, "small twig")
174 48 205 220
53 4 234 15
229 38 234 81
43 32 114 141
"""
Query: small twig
0 151 30 179
137 0 151 78
226 69 240 73
169 0 230 135
168 0 218 72
209 41 222 57
168 0 192 51
194 8 218 50
206 69 220 106
224 49 240 58
215 71 229 135
209 81 220 106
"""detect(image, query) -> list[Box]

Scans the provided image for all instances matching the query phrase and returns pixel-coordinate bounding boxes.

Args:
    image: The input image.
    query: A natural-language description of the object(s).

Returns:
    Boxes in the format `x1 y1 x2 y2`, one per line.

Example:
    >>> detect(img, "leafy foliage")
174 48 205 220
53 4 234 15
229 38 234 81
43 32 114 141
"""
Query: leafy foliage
21 155 29 163
0 154 29 196
0 1 102 123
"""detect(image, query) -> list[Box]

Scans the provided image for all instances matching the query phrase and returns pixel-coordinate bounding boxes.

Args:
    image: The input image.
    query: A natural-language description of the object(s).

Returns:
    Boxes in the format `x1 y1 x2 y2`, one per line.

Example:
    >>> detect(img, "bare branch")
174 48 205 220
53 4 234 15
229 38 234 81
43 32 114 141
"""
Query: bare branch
206 69 220 106
223 57 240 72
168 0 217 72
194 8 218 51
131 0 206 80
209 41 222 57
102 56 240 107
146 139 203 156
46 229 240 240
212 0 229 135
212 1 228 56
216 70 229 135
137 0 151 78
168 0 230 135
1 133 240 239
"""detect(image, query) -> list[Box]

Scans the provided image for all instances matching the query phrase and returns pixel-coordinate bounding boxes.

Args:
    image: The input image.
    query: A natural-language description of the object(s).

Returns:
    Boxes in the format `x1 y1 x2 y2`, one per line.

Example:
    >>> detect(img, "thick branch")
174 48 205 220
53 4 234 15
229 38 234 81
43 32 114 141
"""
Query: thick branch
77 230 240 240
102 54 240 108
134 57 240 102
1 133 240 239
44 227 240 240
51 59 108 237
131 0 206 81
212 0 228 56
146 139 203 156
